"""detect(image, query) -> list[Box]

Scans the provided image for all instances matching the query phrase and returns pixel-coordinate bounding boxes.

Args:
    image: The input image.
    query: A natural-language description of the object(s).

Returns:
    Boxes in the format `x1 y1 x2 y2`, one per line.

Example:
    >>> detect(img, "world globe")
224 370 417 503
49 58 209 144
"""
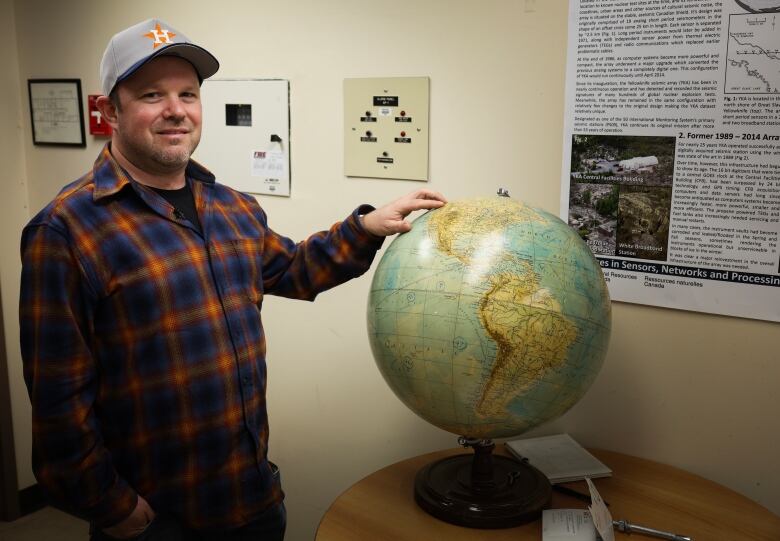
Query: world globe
368 195 611 439
366 194 612 527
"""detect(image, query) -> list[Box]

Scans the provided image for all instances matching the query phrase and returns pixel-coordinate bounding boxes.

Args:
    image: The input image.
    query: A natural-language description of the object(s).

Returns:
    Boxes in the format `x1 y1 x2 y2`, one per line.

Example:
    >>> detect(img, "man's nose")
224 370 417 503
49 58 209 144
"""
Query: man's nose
162 97 186 119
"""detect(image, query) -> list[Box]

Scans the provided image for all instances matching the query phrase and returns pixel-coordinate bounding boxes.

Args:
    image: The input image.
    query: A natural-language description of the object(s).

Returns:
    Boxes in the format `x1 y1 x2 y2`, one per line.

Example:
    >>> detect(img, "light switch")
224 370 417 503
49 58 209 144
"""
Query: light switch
344 77 429 181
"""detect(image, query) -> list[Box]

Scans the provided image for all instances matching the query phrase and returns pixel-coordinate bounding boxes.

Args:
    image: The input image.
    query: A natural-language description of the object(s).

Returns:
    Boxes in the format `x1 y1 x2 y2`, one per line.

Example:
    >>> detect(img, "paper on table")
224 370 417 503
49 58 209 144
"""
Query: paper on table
505 434 612 483
542 509 597 541
586 478 614 541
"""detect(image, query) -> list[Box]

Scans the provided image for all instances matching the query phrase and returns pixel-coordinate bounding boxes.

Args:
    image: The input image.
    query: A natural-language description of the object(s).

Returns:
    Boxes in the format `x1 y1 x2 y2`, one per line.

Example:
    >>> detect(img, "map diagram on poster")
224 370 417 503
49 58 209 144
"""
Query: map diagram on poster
725 13 780 93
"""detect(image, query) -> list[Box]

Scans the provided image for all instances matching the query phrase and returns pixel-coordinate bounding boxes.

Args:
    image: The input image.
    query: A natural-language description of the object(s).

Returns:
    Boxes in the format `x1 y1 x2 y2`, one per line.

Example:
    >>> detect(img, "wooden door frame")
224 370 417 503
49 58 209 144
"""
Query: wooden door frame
0 283 20 521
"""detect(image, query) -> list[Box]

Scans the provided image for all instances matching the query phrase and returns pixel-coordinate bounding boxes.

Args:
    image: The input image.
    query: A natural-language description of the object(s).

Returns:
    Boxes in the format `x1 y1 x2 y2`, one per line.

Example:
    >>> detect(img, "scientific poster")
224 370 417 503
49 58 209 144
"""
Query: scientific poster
561 0 780 322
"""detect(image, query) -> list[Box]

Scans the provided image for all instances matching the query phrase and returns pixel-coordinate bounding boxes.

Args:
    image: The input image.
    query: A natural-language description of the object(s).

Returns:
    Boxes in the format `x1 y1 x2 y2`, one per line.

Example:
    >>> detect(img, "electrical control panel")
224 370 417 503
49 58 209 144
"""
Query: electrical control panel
195 79 291 197
344 77 429 181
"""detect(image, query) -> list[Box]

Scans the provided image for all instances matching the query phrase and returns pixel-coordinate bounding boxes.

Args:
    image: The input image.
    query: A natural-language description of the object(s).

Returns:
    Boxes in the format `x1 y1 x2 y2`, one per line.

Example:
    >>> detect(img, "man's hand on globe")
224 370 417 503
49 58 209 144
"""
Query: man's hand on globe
362 189 447 237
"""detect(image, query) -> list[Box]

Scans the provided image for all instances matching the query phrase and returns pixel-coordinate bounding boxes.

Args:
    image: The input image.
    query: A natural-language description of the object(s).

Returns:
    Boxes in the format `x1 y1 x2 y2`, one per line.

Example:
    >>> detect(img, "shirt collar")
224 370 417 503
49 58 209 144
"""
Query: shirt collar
92 143 216 202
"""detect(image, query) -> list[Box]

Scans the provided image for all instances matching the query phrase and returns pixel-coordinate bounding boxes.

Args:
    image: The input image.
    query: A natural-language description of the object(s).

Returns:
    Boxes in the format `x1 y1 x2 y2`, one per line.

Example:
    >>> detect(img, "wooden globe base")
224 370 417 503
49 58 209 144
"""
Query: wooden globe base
414 439 551 529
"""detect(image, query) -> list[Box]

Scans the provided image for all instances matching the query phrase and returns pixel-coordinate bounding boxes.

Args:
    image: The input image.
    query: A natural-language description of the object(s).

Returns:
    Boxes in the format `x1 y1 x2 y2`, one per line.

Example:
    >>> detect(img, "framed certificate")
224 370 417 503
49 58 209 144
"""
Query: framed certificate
28 79 86 147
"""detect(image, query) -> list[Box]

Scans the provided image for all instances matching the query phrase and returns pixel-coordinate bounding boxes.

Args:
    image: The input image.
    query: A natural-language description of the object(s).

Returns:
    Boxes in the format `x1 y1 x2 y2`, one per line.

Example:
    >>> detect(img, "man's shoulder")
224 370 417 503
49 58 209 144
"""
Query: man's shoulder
210 181 265 211
210 180 255 201
26 172 97 232
187 157 262 209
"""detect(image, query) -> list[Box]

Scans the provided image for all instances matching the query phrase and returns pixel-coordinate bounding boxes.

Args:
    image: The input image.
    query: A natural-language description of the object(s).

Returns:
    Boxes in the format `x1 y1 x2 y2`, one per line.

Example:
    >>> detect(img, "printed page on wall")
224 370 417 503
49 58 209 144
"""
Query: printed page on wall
561 0 780 322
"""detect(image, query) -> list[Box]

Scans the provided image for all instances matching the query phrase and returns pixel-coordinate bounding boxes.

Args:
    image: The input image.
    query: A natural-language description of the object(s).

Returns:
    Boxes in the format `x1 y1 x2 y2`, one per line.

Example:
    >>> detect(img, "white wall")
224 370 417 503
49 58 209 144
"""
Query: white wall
0 0 32 491
7 0 779 539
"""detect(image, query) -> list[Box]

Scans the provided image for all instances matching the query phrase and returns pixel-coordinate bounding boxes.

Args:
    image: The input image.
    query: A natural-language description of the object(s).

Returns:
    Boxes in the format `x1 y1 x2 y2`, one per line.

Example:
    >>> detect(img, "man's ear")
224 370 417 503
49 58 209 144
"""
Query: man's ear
95 95 120 130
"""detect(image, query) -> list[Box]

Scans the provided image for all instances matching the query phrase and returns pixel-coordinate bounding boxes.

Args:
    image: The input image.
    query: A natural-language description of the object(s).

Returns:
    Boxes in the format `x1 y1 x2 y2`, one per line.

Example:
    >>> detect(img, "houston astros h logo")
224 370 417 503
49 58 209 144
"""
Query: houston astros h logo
144 23 176 48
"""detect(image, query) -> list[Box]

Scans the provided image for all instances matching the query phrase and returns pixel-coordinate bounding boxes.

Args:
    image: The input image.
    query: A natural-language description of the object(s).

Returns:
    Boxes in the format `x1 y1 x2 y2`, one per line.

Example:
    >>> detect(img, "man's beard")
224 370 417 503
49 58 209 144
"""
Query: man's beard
148 140 197 170
119 125 200 174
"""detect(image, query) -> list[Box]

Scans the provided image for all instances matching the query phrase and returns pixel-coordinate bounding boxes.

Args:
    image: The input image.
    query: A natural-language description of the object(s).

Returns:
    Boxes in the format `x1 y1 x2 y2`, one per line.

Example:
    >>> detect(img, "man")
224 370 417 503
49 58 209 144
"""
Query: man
19 18 445 540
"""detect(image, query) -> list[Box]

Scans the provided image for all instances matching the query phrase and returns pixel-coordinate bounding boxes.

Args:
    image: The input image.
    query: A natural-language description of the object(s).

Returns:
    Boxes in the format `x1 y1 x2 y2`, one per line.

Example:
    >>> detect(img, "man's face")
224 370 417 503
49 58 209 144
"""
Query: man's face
112 56 202 175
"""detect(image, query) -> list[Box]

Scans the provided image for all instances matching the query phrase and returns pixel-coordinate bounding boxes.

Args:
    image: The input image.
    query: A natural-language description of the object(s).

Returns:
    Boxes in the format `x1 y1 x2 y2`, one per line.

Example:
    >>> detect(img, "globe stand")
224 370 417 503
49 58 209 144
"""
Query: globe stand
414 437 551 529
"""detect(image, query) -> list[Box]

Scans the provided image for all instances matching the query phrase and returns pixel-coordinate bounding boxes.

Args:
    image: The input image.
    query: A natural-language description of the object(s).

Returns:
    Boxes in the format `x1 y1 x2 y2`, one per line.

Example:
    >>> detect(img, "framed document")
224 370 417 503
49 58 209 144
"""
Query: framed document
28 79 86 147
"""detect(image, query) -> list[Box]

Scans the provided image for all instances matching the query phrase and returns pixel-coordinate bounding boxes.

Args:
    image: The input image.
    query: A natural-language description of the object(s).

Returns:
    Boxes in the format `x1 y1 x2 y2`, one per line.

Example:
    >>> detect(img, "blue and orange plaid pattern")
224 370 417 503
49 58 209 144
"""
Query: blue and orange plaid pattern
19 144 383 529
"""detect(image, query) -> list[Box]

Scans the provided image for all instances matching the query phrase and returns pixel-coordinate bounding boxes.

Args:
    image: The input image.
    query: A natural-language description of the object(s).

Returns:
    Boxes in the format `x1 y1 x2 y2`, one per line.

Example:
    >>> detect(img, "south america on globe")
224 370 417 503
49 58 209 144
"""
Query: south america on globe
367 195 611 441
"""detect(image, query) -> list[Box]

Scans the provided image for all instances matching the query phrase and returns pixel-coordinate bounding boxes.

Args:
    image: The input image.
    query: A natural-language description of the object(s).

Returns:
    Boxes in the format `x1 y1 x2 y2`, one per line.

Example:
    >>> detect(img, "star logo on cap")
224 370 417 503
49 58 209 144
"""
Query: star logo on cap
143 23 176 49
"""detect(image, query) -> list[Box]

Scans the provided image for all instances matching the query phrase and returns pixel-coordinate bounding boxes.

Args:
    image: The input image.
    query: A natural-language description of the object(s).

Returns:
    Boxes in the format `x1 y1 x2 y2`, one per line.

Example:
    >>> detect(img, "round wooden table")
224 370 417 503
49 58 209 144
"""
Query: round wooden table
316 446 780 540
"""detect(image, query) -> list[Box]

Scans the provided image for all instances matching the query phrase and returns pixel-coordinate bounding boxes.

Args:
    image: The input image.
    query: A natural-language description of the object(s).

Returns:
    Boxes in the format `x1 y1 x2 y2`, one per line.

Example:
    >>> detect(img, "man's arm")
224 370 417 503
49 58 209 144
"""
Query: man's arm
258 189 446 299
19 223 138 528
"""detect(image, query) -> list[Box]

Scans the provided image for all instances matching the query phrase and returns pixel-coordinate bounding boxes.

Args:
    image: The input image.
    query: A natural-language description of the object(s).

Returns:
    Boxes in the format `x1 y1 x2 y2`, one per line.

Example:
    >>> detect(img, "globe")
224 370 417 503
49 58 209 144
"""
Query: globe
367 195 611 441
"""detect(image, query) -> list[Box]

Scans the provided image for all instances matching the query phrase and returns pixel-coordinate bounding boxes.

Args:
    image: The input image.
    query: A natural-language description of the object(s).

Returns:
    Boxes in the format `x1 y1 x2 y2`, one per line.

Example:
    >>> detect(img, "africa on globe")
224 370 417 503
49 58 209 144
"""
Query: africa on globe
367 195 611 440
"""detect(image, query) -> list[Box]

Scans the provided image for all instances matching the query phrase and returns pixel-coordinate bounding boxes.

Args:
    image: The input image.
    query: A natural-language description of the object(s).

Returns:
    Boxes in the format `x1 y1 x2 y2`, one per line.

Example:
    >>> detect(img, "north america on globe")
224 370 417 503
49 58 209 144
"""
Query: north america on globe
367 196 611 439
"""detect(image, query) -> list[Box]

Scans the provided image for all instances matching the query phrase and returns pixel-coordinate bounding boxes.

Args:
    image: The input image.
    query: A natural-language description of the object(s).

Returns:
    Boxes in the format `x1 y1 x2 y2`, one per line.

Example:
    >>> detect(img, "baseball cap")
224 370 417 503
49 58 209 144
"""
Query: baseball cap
100 18 219 96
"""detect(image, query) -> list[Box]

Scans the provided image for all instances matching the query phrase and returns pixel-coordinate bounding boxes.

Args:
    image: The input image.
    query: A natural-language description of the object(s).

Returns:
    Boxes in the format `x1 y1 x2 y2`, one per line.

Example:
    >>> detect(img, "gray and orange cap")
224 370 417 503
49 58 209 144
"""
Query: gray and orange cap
100 18 219 96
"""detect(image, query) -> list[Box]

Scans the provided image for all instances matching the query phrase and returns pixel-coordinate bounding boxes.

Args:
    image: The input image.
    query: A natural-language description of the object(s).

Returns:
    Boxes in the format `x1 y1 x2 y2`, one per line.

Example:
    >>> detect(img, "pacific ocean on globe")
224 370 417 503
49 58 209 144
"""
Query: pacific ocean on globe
367 195 611 440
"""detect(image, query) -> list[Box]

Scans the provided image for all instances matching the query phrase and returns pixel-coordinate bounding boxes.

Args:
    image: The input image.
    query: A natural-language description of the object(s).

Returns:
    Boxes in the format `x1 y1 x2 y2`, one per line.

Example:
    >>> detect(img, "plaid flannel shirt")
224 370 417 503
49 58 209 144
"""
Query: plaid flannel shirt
19 145 383 529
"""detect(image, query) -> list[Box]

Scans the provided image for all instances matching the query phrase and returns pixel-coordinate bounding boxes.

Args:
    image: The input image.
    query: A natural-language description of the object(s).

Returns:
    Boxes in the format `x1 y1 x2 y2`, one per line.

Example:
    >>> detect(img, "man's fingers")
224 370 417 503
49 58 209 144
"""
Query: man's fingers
408 189 447 204
395 221 412 233
401 198 446 214
362 189 447 237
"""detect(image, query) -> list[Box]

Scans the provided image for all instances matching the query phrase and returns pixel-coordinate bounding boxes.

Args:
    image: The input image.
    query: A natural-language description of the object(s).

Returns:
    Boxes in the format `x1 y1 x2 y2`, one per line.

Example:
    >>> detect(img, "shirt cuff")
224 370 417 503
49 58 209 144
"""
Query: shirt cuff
352 205 385 247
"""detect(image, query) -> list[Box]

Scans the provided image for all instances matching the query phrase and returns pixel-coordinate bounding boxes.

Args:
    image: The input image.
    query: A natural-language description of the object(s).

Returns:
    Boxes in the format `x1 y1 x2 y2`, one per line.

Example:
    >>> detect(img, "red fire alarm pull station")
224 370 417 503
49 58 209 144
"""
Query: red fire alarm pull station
88 95 112 136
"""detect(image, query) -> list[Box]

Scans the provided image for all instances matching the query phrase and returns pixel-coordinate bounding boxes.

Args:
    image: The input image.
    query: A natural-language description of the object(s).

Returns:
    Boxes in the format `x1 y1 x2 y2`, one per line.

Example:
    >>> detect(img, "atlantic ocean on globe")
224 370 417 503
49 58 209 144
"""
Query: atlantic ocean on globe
368 195 611 439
